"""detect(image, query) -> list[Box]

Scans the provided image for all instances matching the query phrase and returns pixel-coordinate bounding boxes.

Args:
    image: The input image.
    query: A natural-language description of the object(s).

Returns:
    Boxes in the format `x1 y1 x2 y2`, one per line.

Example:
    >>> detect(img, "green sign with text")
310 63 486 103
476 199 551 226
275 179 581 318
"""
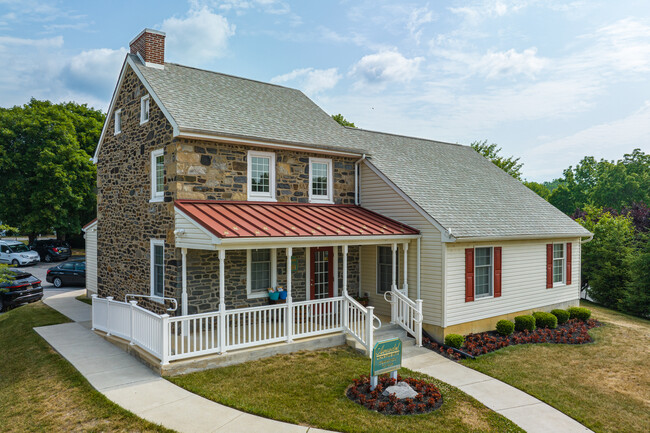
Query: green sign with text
371 338 402 376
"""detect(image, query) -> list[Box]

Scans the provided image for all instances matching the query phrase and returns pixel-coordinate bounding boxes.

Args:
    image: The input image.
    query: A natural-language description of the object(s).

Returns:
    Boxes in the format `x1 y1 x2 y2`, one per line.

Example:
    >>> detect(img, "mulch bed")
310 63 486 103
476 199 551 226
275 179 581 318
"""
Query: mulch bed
424 319 601 360
346 375 443 415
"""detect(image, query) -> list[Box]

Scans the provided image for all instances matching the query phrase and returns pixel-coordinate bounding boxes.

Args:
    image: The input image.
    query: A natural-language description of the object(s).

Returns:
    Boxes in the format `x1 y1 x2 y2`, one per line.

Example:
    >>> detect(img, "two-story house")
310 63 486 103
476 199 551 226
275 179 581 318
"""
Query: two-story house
89 29 591 368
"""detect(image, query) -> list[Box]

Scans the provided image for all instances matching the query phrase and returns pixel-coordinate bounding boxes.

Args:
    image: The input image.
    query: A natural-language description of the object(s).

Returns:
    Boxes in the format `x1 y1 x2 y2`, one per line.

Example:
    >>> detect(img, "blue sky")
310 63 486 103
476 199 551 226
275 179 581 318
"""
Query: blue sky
1 0 649 181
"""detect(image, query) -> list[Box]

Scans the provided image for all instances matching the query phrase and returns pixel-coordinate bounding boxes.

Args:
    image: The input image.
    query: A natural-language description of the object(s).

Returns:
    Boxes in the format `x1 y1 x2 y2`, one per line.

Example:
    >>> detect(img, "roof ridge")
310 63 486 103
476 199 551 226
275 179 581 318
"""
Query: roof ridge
344 125 468 148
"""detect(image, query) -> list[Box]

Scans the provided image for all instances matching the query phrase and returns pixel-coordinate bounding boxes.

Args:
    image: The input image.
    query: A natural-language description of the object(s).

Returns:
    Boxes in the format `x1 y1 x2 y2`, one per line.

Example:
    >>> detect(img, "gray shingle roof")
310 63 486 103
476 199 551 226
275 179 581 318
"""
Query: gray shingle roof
132 56 590 240
131 55 363 153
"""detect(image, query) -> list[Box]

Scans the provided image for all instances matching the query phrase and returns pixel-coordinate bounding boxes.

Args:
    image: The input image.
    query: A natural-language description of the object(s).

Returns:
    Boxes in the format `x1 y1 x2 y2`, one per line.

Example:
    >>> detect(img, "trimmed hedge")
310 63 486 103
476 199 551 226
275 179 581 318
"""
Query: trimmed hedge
568 307 592 321
551 309 570 325
444 334 465 349
514 315 536 332
496 319 515 335
532 311 558 329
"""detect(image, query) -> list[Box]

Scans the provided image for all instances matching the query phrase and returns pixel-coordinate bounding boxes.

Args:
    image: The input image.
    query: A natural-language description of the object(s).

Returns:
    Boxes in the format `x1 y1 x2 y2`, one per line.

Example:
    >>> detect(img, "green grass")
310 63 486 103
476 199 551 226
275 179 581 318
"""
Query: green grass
76 294 92 305
460 301 650 433
169 346 522 433
0 302 174 432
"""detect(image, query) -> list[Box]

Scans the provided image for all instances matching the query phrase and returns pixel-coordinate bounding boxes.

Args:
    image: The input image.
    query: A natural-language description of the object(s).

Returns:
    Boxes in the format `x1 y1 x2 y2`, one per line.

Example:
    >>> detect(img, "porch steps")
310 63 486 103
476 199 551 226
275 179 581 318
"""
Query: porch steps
345 323 415 355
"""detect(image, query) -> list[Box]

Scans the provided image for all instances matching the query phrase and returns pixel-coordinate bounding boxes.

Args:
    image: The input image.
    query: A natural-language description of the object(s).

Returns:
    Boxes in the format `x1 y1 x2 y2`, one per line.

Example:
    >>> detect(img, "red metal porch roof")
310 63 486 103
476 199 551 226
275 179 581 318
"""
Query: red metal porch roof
175 200 419 239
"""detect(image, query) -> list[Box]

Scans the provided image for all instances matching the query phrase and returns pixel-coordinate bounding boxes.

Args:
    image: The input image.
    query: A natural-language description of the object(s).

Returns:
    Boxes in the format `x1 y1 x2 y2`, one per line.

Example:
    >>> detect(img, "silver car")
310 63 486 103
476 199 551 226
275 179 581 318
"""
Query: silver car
0 240 40 266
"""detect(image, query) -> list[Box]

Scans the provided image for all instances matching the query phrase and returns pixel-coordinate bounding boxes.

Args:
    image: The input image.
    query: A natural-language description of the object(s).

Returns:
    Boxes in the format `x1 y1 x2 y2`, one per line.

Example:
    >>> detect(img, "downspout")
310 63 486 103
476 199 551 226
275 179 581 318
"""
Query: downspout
354 154 367 206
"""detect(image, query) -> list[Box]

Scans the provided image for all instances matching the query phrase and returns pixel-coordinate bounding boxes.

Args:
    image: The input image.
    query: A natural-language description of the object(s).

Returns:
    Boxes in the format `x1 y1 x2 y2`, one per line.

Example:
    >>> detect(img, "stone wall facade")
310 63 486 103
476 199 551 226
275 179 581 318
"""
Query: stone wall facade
97 64 366 316
169 138 357 204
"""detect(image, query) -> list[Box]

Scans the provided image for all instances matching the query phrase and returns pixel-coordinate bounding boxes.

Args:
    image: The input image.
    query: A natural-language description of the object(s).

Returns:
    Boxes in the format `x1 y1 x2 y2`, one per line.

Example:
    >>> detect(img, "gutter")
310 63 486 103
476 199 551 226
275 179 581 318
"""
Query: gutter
354 154 367 206
454 233 594 243
581 234 594 244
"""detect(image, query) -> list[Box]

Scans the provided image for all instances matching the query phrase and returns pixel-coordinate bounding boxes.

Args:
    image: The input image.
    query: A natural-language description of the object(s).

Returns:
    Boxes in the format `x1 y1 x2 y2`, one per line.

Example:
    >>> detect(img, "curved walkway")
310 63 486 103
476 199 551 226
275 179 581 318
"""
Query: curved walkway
37 290 591 433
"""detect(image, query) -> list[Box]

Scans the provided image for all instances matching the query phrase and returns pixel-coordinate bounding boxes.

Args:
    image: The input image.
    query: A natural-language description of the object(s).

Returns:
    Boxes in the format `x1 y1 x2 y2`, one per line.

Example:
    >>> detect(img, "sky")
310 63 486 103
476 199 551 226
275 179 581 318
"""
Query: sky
1 0 649 181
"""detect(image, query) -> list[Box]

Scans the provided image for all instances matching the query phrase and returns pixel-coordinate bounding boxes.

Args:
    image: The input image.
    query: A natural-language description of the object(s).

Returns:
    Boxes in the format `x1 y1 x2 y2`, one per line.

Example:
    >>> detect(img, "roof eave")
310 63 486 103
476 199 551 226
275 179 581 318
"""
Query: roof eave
452 232 594 243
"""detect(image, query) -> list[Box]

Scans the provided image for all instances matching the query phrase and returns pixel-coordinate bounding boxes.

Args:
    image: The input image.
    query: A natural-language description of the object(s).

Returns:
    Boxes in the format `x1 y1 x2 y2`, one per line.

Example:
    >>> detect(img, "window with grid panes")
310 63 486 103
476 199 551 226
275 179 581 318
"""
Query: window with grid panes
377 246 399 294
474 247 492 297
250 249 271 293
553 243 565 284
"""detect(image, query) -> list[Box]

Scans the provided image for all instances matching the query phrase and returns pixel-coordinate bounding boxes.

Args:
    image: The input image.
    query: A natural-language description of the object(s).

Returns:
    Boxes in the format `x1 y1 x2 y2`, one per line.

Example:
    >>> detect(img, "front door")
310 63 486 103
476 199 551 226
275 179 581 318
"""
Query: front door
310 247 334 300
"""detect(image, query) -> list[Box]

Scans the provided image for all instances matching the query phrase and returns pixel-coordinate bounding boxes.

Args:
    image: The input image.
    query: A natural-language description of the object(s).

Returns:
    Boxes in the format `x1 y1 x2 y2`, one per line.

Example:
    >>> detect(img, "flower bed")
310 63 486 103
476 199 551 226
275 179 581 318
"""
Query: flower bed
346 375 443 415
424 319 600 359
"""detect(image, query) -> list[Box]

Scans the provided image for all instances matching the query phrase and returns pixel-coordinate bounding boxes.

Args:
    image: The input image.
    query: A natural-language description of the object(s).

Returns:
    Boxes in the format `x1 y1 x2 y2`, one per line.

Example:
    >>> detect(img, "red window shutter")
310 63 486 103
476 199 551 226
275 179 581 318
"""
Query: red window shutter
546 244 553 289
494 247 502 297
566 243 572 285
465 248 474 302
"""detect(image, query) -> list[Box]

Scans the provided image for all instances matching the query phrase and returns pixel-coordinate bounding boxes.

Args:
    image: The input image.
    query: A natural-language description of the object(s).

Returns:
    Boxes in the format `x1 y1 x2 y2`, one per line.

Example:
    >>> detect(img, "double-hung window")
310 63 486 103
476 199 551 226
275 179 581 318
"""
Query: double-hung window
553 243 565 284
140 95 150 124
114 109 122 135
309 158 333 203
247 150 276 201
474 247 493 298
377 246 399 294
150 148 164 201
150 240 164 299
247 249 276 298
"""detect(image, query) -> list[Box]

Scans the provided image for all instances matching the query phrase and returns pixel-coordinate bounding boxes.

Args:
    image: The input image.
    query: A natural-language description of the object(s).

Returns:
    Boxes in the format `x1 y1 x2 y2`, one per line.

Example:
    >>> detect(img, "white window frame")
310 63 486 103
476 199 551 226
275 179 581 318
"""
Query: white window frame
247 248 277 299
376 245 398 295
150 239 165 302
474 246 493 299
247 150 276 202
114 109 122 135
140 95 150 125
308 157 334 204
150 148 164 202
552 243 566 287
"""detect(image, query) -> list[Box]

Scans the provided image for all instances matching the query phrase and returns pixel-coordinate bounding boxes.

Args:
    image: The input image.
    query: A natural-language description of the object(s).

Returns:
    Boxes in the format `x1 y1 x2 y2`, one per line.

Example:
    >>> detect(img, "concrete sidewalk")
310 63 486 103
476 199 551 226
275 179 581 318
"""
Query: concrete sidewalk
402 345 592 433
36 290 592 433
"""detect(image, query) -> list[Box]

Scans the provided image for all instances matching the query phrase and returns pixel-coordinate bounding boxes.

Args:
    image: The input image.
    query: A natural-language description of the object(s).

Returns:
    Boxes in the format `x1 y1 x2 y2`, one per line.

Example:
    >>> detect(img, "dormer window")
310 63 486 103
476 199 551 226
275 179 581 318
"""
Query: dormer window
150 148 164 202
114 109 122 135
140 95 150 124
309 157 333 203
247 150 276 201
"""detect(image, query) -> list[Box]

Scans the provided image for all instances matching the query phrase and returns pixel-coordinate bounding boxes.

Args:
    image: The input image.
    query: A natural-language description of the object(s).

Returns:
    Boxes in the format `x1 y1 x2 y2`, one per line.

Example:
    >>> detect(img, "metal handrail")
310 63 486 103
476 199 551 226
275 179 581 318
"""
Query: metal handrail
124 293 178 312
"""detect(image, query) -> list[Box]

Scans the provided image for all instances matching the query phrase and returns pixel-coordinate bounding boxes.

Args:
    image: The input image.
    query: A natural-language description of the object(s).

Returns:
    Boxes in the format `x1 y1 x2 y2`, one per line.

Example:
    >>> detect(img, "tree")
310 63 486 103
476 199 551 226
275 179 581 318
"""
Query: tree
576 207 635 309
470 140 523 179
331 113 355 128
620 233 650 318
0 99 103 243
523 181 551 200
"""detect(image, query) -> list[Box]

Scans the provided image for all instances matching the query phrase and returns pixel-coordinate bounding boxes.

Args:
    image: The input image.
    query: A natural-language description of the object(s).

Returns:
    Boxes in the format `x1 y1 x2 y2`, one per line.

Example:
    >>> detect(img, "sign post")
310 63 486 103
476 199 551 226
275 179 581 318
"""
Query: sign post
370 338 402 390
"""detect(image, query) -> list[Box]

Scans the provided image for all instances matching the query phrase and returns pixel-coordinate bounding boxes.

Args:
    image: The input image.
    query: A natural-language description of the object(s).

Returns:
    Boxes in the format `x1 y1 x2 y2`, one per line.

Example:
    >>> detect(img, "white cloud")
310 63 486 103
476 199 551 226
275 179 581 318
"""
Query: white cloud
477 47 548 78
523 101 650 179
350 50 424 85
61 47 127 98
161 6 235 66
407 6 435 44
270 67 341 95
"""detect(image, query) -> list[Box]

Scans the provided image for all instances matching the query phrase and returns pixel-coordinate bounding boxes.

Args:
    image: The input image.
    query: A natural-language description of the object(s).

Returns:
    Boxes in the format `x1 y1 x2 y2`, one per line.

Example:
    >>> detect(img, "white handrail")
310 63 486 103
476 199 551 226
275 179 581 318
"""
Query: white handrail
384 290 424 346
125 293 178 312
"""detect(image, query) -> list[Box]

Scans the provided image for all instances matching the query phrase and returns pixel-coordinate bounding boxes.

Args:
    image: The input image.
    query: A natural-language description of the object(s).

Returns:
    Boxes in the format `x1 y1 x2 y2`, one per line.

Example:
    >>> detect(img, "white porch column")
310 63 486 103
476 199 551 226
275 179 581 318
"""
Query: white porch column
391 243 397 291
218 249 226 354
286 247 293 343
342 245 348 296
333 246 339 297
402 243 408 295
390 243 397 324
181 248 188 337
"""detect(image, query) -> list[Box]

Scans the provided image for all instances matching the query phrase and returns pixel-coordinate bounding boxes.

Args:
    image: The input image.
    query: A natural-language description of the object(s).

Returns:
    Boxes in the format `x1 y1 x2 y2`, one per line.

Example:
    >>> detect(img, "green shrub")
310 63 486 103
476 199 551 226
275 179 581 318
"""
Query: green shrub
567 307 591 321
532 312 558 329
514 315 536 332
495 319 514 335
444 334 465 349
551 309 570 325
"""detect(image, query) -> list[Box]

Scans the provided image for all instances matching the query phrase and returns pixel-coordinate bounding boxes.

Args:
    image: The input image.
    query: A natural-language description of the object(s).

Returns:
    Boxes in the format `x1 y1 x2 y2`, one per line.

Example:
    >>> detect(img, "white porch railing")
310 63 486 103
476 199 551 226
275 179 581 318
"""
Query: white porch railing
384 290 423 346
92 293 378 364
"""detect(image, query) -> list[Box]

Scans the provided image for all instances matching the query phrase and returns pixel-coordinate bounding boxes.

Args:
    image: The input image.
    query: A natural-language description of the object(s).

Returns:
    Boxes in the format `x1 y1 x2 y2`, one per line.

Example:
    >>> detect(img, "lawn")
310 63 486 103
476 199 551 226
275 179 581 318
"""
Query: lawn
0 302 174 433
169 346 523 433
460 301 650 433
76 294 92 305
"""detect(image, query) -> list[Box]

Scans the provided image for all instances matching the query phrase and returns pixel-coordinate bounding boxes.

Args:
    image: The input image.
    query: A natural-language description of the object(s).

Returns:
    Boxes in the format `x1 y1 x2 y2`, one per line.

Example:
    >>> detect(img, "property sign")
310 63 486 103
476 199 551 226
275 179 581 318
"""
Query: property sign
291 256 298 272
371 338 402 376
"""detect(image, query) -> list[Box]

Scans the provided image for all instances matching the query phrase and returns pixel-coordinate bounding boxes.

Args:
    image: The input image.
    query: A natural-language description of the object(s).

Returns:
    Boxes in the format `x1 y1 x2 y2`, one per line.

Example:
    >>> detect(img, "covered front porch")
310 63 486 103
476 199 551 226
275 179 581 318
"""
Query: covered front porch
92 200 424 366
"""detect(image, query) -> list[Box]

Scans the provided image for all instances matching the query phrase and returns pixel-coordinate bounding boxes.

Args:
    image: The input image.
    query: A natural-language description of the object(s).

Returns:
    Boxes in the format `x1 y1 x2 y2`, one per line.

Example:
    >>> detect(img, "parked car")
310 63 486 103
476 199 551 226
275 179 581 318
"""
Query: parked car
0 240 40 266
0 269 43 311
30 239 72 262
46 260 86 288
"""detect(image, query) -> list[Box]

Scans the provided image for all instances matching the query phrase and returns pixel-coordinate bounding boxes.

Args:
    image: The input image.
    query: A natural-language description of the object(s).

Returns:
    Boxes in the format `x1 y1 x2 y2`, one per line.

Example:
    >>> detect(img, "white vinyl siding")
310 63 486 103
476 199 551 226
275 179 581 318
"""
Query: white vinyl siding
248 150 276 201
84 223 98 295
445 239 581 326
359 164 443 325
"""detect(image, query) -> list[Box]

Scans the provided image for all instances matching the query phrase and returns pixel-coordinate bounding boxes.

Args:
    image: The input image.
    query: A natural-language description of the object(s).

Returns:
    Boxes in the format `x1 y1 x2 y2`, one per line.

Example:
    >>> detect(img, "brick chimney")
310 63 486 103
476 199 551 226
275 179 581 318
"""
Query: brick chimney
130 28 166 67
